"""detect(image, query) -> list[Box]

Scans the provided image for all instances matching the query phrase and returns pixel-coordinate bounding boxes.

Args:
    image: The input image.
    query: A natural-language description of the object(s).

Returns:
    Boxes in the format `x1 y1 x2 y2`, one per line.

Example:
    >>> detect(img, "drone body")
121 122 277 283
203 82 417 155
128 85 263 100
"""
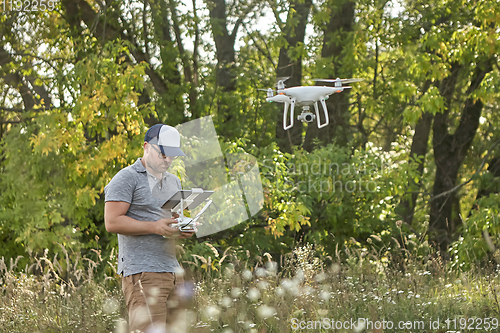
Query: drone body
265 78 362 130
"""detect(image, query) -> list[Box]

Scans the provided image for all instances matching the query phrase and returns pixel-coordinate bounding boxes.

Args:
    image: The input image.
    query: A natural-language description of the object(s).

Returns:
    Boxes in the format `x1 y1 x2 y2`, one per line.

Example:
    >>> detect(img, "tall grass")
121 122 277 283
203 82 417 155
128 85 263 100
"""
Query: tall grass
1 243 500 332
0 246 125 332
188 244 500 332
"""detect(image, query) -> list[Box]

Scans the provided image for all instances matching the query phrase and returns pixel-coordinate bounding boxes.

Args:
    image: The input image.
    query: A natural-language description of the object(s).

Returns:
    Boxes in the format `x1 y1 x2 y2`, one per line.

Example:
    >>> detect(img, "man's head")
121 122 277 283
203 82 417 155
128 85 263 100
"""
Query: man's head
143 124 185 173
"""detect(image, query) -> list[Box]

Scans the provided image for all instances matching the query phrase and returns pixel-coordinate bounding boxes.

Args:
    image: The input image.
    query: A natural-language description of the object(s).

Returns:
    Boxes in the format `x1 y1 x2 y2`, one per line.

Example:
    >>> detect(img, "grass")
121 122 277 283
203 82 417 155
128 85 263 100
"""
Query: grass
1 243 500 332
0 248 125 332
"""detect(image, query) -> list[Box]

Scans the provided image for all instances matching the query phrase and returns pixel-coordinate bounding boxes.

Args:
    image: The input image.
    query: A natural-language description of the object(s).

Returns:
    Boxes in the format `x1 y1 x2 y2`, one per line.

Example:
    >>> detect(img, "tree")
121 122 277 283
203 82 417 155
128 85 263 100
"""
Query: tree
303 0 356 151
392 0 499 250
273 0 312 152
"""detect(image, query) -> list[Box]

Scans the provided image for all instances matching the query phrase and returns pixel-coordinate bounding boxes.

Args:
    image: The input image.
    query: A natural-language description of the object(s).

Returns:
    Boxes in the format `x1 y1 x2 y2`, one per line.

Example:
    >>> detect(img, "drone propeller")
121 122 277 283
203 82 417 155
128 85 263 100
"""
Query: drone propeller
257 88 275 98
276 76 291 83
313 78 364 84
275 76 290 90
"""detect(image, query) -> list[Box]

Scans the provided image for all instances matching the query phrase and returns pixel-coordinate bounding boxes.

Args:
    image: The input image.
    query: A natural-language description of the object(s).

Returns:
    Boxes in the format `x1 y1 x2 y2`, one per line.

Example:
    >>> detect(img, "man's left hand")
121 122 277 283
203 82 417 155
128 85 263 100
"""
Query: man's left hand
171 211 197 238
178 231 195 239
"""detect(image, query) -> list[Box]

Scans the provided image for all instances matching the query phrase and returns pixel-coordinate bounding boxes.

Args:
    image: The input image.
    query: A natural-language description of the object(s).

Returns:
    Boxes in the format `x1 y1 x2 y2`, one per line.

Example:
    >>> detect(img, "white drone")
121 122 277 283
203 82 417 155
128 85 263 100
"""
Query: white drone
263 78 363 130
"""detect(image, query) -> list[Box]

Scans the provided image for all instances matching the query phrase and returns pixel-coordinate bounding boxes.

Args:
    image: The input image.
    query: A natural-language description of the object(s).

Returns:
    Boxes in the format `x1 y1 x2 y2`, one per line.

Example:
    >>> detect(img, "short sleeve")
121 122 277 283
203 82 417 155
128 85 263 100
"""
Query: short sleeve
104 169 136 203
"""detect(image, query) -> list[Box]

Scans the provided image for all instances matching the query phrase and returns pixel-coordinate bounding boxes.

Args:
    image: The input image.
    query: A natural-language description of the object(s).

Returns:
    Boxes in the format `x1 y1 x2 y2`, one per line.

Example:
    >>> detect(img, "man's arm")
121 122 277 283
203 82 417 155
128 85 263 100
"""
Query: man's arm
104 201 179 237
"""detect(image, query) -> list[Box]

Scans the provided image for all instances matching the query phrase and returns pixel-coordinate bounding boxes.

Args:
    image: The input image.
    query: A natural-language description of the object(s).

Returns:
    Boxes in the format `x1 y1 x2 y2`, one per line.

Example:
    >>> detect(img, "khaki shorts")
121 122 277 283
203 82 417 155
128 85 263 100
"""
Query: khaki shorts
122 272 184 333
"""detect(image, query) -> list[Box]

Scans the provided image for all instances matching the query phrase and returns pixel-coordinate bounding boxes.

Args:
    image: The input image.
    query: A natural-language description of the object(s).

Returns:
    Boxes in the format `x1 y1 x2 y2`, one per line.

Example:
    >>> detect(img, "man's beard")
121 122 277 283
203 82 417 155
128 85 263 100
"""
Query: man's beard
145 156 170 173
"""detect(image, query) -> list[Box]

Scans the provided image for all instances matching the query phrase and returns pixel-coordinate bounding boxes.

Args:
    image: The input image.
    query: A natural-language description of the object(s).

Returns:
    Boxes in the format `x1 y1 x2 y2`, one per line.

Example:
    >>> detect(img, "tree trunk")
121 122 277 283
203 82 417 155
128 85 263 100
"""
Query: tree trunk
303 0 355 151
208 0 240 92
470 157 500 214
429 61 493 250
209 0 236 93
275 0 312 153
397 111 434 224
396 80 433 224
207 0 251 138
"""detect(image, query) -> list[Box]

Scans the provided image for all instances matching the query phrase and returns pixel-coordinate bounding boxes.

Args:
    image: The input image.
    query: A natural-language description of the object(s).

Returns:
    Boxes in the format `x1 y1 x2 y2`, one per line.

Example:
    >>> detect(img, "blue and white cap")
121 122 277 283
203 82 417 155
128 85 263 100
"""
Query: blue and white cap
144 124 186 157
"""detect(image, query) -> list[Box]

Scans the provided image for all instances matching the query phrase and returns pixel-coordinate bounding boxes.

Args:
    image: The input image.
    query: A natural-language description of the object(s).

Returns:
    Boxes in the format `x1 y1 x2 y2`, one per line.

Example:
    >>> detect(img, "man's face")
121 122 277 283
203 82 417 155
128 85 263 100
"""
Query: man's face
145 143 176 173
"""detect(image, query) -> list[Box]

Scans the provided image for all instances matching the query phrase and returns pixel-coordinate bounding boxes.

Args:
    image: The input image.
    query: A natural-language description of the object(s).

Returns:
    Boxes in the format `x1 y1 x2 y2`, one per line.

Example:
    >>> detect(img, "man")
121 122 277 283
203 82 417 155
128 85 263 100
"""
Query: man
104 124 193 333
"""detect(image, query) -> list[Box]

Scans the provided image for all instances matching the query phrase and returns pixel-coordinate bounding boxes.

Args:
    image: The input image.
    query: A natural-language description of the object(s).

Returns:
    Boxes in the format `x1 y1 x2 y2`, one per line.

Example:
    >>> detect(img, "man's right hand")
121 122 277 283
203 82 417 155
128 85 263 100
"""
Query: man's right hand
105 201 184 236
154 218 180 238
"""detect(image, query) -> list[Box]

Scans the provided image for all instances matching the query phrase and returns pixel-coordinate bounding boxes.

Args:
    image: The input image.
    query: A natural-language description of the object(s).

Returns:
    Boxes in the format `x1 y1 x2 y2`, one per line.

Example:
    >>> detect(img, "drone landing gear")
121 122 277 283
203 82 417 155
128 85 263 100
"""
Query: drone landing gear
283 98 296 130
314 97 329 128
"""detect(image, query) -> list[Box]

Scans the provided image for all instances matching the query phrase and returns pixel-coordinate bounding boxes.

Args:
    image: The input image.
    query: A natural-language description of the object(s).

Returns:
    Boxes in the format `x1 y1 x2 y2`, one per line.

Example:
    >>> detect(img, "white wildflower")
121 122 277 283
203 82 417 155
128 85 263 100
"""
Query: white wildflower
317 309 328 317
231 287 241 298
257 280 269 290
242 270 253 280
247 288 260 301
315 272 327 282
275 286 285 297
257 305 276 319
295 269 305 281
266 261 278 274
221 296 232 307
281 279 294 290
301 286 314 296
244 321 256 328
204 305 221 318
320 291 330 301
255 267 267 277
103 297 119 314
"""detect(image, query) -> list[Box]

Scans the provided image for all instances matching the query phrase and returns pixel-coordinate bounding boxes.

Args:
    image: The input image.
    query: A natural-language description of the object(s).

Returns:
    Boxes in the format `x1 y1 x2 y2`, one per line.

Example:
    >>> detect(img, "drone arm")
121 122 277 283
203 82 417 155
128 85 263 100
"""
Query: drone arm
283 98 295 130
315 97 329 128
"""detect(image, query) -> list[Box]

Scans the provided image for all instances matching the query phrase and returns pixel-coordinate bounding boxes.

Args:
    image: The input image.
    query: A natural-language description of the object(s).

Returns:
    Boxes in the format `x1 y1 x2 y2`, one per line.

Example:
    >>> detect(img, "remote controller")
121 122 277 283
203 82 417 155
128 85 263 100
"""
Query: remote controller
171 218 197 232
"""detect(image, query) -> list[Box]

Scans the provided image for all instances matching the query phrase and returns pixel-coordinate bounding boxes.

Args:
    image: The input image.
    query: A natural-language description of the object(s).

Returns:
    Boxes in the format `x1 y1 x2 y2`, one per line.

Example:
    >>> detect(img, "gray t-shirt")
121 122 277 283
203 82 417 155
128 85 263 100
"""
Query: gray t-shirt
104 158 182 277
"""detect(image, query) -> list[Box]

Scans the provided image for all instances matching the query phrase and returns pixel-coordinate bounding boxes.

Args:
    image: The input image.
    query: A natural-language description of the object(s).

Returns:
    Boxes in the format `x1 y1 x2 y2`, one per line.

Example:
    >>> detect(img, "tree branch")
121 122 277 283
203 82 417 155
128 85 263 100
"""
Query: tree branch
11 52 65 71
143 0 150 63
76 0 169 95
168 0 193 84
454 59 493 150
168 0 198 118
230 3 256 40
242 22 276 67
267 0 285 32
0 106 51 112
25 75 53 107
430 138 500 202
192 0 200 87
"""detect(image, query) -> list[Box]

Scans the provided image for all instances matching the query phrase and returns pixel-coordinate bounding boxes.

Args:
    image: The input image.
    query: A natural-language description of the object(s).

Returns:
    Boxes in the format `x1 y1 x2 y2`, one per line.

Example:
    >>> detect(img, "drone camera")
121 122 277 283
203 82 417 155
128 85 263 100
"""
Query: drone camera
298 112 316 123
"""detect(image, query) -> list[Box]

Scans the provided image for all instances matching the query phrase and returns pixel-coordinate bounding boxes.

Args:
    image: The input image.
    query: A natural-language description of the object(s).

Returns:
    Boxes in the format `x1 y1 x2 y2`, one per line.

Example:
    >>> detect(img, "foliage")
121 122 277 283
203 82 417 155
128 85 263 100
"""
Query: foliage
0 40 151 263
0 0 499 273
254 140 427 255
450 193 500 271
